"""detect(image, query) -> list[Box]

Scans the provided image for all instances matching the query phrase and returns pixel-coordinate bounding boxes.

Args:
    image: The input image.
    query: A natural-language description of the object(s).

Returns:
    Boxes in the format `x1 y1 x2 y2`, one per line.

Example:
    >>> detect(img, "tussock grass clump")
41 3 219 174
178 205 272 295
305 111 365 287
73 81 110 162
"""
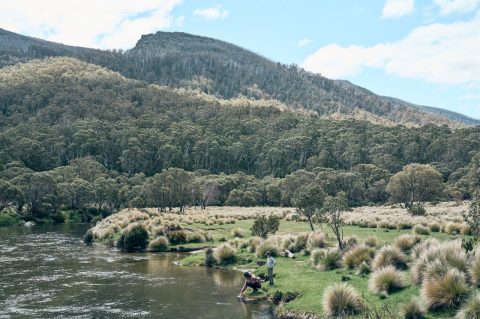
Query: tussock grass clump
167 230 188 245
444 222 463 235
394 234 421 253
456 294 480 319
343 246 376 269
149 236 169 252
364 236 379 248
411 238 441 259
429 223 441 232
402 299 425 319
247 236 263 253
256 239 279 257
322 283 364 317
214 243 236 265
421 269 468 310
413 225 430 235
469 251 480 287
411 240 467 285
117 223 149 252
187 232 205 243
310 248 341 271
307 231 327 250
231 227 245 238
368 266 406 294
372 246 408 270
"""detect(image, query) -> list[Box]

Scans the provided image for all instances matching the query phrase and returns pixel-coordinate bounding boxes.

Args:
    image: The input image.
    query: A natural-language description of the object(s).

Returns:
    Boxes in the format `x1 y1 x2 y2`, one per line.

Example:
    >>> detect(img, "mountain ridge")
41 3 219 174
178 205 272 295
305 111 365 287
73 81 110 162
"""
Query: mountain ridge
0 28 478 127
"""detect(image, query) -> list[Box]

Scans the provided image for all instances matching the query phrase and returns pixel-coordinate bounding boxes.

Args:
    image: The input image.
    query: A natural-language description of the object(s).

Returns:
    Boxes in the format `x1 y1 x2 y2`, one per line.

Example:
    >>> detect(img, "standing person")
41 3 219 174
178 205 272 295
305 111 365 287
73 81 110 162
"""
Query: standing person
266 251 276 286
239 272 264 297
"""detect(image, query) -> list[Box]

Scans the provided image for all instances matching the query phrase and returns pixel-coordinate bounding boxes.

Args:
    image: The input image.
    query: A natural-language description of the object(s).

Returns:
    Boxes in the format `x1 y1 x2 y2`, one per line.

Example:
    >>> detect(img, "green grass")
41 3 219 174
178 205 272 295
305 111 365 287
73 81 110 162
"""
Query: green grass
179 220 462 318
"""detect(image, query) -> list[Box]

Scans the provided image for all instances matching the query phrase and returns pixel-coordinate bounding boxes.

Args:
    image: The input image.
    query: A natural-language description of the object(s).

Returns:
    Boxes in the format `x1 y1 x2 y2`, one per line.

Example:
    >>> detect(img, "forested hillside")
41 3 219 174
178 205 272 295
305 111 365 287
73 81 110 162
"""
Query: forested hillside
1 58 480 223
1 28 478 127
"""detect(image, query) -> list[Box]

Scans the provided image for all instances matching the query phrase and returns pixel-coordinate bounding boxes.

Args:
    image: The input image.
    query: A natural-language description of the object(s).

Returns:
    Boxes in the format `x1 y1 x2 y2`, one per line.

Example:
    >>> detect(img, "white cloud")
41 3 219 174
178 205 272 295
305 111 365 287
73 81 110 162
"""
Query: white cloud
434 0 479 15
176 15 185 27
303 11 480 86
193 5 229 21
382 0 415 19
0 0 182 49
296 38 313 47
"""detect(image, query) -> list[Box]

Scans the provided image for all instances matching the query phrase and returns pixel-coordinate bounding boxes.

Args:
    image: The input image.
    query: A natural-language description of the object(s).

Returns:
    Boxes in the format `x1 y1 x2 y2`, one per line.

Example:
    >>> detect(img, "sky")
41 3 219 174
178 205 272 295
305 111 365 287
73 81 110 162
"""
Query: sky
1 0 480 119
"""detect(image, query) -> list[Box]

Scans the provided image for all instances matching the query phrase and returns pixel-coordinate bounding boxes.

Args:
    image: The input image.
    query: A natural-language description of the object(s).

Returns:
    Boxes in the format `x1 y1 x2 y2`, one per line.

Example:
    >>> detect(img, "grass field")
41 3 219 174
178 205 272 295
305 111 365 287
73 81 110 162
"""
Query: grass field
90 202 476 318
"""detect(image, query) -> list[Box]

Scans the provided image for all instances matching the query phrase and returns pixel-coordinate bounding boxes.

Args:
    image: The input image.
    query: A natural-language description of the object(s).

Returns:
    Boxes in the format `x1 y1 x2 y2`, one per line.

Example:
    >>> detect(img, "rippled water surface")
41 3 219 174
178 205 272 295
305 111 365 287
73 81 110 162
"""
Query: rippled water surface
0 224 274 318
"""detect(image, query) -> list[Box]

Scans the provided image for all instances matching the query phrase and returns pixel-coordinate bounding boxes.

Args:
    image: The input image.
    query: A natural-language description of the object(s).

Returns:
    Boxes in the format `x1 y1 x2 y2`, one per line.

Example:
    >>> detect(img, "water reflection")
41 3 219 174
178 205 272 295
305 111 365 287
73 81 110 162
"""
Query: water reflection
0 225 273 319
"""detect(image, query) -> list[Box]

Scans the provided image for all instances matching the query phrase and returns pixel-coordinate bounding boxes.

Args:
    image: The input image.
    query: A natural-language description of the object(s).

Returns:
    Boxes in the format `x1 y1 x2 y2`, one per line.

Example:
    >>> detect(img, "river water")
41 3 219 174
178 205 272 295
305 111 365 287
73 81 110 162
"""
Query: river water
0 224 274 318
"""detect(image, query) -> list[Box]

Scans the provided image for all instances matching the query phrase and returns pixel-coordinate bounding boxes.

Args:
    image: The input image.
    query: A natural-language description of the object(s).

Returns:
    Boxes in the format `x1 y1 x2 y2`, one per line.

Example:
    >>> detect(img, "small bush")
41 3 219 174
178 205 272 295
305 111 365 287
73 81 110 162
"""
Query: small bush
356 261 372 276
398 222 413 230
149 236 169 252
83 229 94 245
394 234 421 253
456 294 480 319
311 248 341 271
118 224 149 252
429 223 441 232
343 246 376 269
444 223 462 235
322 283 364 317
256 239 279 257
470 252 480 287
421 269 468 310
413 225 430 235
248 236 263 253
368 266 406 294
364 236 379 248
0 213 18 227
292 232 309 252
251 215 279 238
408 205 426 216
402 299 425 319
231 227 245 238
214 243 236 265
372 246 408 270
307 231 327 250
167 230 187 245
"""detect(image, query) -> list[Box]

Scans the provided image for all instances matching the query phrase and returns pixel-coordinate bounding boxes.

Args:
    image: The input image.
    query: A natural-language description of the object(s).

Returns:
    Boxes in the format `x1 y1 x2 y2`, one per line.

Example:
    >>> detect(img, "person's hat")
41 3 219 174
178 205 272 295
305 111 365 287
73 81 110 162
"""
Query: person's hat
243 271 251 277
265 251 271 256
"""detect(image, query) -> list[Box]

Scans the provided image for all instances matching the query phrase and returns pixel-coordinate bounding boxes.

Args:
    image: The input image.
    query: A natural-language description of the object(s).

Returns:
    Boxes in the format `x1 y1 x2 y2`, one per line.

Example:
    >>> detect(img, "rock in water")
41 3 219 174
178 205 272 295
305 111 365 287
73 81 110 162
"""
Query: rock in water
24 221 36 227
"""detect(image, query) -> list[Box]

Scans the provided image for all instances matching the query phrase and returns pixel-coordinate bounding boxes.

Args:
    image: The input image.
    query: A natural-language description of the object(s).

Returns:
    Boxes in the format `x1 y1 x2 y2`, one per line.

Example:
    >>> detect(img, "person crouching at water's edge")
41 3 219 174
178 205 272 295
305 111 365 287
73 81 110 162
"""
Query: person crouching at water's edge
266 251 276 285
239 272 263 297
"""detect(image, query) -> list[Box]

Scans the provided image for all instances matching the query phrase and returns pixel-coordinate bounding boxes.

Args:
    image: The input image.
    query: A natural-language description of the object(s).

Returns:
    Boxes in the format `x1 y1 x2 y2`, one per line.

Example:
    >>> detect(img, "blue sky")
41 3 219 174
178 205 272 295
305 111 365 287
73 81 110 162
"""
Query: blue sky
1 0 479 118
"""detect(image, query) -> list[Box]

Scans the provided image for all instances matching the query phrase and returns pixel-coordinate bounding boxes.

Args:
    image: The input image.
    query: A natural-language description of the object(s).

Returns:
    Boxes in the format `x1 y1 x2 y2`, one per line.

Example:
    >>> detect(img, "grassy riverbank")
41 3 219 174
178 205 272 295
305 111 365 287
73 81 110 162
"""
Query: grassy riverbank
90 203 474 318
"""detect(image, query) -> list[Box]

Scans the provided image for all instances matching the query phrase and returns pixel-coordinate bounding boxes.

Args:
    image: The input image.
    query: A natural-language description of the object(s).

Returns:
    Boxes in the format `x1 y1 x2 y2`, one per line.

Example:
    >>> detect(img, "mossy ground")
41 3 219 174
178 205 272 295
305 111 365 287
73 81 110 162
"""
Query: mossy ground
179 219 462 318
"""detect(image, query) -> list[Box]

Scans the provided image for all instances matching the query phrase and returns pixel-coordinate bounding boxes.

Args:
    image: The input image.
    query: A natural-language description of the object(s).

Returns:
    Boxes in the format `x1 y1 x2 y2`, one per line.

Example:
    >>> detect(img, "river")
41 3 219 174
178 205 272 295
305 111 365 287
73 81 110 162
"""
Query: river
0 224 274 318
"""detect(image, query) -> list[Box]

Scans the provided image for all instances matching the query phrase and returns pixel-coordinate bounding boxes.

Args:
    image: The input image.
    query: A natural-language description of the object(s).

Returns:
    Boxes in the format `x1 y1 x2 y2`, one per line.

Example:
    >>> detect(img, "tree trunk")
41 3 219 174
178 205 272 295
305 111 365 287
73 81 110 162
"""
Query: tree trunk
307 216 315 231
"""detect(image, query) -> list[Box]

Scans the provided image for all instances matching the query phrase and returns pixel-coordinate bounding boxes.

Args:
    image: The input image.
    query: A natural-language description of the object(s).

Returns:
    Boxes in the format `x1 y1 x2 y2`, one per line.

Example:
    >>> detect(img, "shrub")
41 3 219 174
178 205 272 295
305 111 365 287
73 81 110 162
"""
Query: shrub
408 205 426 216
343 246 376 269
429 223 441 232
205 247 216 267
421 269 468 310
0 213 18 227
413 225 430 235
247 236 263 253
214 244 236 265
118 224 149 252
292 232 309 252
256 239 279 257
368 266 406 294
322 283 364 317
402 299 425 319
372 246 408 270
445 223 462 235
167 230 187 245
356 261 372 276
364 236 379 248
307 231 327 250
398 222 413 230
456 294 480 319
149 236 169 252
231 227 245 238
311 248 341 271
251 215 279 238
394 234 421 253
83 229 94 245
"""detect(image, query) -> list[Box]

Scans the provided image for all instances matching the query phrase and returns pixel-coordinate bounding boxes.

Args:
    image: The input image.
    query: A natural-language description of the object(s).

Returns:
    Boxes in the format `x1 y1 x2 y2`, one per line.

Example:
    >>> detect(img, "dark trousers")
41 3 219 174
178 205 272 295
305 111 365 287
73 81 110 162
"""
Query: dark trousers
268 267 274 285
247 281 262 292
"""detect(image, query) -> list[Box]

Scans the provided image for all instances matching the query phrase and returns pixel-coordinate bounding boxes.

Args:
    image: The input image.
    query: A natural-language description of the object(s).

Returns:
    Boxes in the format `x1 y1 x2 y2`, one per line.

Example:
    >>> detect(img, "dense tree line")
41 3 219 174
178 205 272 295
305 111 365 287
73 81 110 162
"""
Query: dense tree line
1 58 480 221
